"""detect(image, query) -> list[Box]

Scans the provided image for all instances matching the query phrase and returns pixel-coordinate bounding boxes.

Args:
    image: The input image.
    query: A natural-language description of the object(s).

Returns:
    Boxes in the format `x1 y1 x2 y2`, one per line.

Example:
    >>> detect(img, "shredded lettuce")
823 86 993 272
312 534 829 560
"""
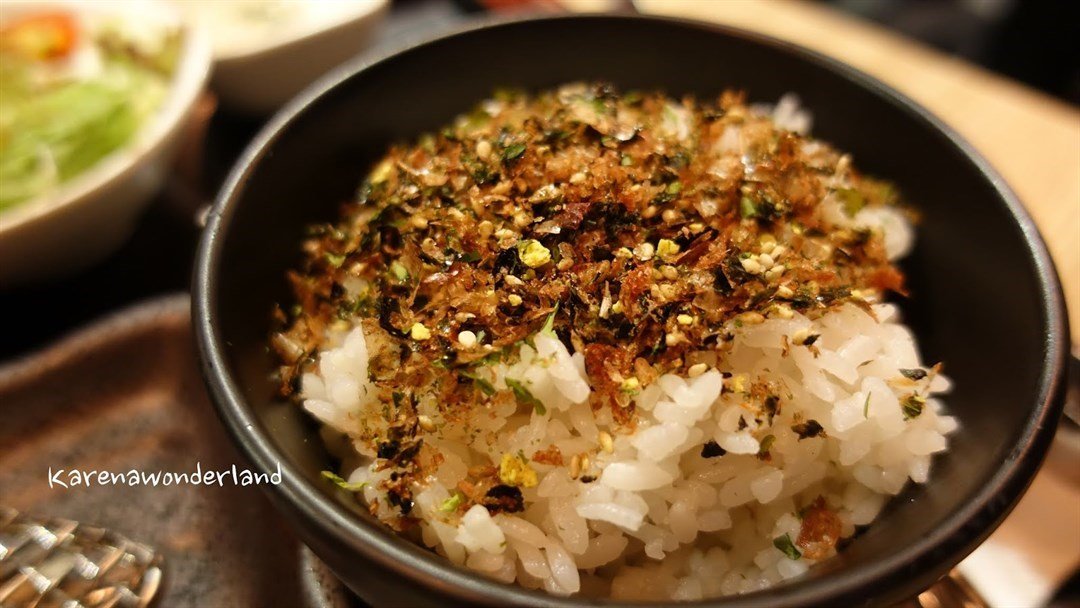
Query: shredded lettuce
0 18 176 211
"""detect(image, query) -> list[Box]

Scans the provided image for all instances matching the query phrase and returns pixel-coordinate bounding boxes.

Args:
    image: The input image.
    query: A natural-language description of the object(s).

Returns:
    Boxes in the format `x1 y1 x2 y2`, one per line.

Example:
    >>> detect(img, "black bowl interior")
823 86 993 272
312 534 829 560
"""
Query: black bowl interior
197 15 1066 608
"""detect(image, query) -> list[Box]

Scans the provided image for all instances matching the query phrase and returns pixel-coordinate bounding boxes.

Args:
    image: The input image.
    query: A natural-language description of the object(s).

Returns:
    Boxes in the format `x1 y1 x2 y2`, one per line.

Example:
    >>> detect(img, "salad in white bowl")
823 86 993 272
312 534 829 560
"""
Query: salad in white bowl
0 1 210 284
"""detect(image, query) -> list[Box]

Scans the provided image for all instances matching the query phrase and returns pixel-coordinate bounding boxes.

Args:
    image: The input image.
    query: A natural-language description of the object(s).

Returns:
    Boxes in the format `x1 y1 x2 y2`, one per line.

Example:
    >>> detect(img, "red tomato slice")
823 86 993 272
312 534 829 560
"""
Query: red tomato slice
0 12 80 60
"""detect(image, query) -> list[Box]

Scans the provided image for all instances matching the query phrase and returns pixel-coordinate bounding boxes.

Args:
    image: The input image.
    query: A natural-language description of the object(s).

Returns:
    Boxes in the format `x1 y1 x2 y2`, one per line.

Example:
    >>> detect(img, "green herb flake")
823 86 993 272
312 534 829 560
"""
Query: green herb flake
902 394 926 420
459 251 482 264
540 304 559 336
502 143 526 161
505 378 546 415
740 195 758 219
863 391 872 418
461 371 496 396
758 434 776 456
321 470 366 492
325 252 346 268
389 261 409 282
666 181 682 195
439 492 464 513
899 368 928 381
473 350 505 367
773 533 802 560
620 154 633 167
837 188 865 217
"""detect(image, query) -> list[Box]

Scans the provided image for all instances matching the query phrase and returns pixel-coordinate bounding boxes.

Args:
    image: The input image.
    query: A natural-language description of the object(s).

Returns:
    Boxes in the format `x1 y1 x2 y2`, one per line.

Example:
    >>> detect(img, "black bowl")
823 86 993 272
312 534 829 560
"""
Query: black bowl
194 14 1068 608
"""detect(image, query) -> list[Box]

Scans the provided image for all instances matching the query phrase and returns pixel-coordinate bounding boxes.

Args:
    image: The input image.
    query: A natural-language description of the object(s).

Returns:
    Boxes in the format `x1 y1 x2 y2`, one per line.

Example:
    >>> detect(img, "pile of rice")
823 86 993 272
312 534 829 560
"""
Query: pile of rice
288 91 956 601
302 302 953 600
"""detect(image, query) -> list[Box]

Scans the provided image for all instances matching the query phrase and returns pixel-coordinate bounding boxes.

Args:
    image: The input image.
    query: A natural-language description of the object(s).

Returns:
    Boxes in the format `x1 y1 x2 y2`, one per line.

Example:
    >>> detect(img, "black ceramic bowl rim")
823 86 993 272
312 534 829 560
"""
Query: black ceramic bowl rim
193 13 1068 607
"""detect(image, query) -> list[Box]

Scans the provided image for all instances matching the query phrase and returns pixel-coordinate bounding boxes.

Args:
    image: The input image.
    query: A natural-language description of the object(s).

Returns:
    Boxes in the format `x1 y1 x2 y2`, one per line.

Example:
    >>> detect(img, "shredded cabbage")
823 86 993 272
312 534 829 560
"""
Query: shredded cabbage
0 15 176 211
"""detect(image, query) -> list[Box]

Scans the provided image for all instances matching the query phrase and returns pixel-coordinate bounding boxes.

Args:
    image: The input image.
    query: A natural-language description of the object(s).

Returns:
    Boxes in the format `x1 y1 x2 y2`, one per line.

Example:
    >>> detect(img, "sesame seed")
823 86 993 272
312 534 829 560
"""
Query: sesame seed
676 314 694 326
740 257 764 275
740 312 766 325
570 454 581 479
569 172 587 184
758 253 775 268
598 431 614 453
507 294 523 306
771 245 787 257
635 242 655 261
410 322 432 340
772 304 794 319
417 415 436 432
557 258 574 271
504 274 524 286
615 247 634 259
777 285 794 298
665 332 682 346
475 140 492 160
410 215 429 229
495 228 516 240
661 265 679 280
457 330 477 347
447 208 465 221
513 212 531 228
688 222 705 234
765 265 785 281
642 205 659 219
478 220 494 238
661 209 678 223
688 363 708 378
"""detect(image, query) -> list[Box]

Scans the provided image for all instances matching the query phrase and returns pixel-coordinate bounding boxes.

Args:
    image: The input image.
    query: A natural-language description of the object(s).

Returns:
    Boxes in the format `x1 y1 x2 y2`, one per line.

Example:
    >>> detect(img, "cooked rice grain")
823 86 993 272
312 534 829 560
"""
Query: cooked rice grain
302 301 953 599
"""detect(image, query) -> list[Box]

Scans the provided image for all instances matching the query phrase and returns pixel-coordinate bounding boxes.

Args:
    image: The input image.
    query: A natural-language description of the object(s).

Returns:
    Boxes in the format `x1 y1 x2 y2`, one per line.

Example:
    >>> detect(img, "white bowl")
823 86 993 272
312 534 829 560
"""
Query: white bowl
0 1 213 286
195 0 390 115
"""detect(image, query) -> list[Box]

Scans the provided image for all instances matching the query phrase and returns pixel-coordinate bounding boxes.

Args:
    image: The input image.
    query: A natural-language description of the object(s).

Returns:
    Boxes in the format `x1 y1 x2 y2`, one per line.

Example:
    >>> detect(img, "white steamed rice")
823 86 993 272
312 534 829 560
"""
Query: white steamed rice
301 300 953 600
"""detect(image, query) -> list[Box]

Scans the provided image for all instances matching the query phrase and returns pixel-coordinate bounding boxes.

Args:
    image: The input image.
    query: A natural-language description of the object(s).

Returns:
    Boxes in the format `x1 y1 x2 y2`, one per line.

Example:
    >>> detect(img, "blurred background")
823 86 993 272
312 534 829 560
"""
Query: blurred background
833 0 1078 104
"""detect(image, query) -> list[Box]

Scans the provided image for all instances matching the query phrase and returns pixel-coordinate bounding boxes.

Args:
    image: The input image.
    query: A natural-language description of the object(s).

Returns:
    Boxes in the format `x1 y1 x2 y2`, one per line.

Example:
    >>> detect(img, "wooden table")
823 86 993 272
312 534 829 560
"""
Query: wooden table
635 0 1080 343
